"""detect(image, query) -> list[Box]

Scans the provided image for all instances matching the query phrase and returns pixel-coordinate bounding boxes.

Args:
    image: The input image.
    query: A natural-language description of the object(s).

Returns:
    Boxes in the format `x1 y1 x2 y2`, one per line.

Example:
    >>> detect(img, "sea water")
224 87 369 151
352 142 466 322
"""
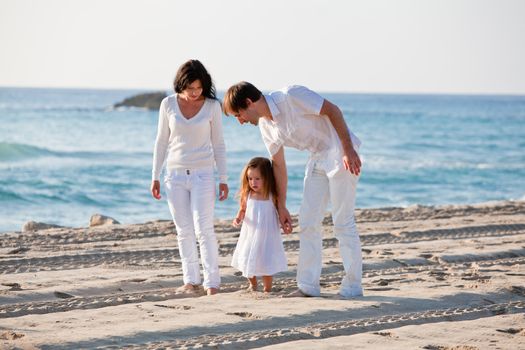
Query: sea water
0 87 524 232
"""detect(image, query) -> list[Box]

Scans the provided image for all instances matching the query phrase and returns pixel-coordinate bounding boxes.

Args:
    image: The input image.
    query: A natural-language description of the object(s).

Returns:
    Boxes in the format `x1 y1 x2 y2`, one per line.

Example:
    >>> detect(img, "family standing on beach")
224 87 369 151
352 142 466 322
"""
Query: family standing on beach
151 59 363 298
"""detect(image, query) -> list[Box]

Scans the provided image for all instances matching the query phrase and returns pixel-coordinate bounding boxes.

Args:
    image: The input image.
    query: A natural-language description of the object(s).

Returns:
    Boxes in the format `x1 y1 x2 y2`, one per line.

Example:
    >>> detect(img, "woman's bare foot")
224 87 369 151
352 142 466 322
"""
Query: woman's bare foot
175 283 198 294
206 287 219 295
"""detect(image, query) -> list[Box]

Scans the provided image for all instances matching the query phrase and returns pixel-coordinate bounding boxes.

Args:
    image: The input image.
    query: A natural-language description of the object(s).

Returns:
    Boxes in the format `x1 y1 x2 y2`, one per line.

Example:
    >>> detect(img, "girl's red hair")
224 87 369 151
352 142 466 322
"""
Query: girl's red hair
237 157 277 208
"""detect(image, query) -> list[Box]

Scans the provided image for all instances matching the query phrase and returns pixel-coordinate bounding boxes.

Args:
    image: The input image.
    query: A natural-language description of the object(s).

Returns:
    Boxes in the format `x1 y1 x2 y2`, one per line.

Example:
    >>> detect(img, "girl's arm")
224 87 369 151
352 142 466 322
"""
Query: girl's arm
232 198 247 228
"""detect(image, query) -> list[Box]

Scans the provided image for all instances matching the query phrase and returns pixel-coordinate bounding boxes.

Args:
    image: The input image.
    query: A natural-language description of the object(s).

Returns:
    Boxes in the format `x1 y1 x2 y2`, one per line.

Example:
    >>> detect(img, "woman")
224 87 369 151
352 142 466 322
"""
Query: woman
151 59 228 295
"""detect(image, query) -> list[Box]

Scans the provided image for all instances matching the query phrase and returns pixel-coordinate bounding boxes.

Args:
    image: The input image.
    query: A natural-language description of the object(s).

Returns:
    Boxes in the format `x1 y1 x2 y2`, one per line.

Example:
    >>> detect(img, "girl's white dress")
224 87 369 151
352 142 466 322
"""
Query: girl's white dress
231 194 288 277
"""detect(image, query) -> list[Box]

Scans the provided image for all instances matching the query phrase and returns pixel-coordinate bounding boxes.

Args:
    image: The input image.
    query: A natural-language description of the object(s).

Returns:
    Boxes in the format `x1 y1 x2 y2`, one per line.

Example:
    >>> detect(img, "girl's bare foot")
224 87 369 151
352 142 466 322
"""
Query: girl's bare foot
262 276 272 293
247 276 257 292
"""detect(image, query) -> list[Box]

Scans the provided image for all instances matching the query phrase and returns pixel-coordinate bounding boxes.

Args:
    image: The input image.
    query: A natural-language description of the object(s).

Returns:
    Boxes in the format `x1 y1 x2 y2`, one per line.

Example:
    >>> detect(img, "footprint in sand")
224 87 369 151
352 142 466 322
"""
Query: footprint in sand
428 271 449 281
54 291 75 299
7 247 30 255
496 328 524 335
367 287 398 291
122 278 147 283
1 282 22 291
372 278 403 286
423 345 479 350
461 273 491 282
154 304 193 310
510 286 525 296
373 331 397 338
0 331 25 340
226 312 263 319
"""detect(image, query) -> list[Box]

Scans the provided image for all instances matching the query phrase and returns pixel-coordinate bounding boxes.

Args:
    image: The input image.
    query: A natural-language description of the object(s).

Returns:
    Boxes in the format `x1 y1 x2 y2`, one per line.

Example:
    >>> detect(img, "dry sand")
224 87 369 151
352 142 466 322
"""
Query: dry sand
1 200 524 349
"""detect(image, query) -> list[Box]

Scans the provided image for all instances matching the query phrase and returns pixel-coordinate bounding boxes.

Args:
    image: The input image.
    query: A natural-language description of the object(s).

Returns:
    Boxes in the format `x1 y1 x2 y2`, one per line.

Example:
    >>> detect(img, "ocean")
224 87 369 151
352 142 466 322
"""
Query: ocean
1 87 524 233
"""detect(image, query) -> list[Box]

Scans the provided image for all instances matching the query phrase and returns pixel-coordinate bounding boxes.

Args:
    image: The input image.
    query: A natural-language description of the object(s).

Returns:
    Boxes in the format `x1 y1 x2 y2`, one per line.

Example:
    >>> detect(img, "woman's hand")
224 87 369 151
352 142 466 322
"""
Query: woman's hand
218 183 229 201
151 180 161 200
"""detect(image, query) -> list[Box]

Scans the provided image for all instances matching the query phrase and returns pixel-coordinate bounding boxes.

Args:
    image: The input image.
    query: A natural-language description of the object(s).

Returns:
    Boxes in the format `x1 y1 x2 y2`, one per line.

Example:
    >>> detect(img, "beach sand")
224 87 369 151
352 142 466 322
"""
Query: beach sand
1 201 524 349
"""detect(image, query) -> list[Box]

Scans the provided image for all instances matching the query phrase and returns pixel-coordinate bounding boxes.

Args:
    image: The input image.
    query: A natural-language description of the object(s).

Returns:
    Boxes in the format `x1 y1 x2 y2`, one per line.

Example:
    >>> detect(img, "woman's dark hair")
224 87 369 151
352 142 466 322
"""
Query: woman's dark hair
223 81 262 115
173 59 216 99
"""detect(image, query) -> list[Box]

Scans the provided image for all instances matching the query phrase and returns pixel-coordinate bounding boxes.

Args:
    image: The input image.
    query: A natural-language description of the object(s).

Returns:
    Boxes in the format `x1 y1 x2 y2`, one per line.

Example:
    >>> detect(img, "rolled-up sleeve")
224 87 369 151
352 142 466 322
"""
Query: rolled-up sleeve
287 85 324 115
258 118 283 156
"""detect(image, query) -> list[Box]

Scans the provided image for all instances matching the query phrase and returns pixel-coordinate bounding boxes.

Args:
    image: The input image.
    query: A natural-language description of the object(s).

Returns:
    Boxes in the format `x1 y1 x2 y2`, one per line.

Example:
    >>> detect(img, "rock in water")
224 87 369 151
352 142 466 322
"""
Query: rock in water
89 214 120 227
114 92 166 110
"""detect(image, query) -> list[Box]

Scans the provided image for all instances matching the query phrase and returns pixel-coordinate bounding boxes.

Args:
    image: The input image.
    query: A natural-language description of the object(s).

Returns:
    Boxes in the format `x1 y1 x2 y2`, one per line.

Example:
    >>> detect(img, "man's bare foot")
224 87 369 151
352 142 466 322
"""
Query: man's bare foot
206 287 219 295
282 289 310 298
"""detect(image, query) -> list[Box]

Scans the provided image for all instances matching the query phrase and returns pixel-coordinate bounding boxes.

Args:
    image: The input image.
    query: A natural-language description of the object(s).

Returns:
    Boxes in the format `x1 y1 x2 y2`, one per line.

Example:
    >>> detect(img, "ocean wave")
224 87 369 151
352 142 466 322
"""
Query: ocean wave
0 142 150 163
107 105 156 112
0 189 29 202
0 142 56 161
0 105 107 113
364 155 525 171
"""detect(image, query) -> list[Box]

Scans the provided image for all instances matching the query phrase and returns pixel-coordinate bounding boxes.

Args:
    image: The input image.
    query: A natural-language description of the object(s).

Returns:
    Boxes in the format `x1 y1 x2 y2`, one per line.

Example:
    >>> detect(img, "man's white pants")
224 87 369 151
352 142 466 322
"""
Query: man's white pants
297 161 362 297
164 167 220 289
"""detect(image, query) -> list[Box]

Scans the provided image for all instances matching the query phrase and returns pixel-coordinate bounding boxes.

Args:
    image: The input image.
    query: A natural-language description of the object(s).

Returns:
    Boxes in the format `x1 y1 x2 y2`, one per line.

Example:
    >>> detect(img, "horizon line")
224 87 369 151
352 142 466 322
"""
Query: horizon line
1 84 524 98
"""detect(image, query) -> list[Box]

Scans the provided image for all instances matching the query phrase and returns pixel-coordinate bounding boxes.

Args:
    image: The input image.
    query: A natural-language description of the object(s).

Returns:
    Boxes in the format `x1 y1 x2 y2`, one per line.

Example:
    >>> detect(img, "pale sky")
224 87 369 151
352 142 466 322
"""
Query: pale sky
1 0 524 94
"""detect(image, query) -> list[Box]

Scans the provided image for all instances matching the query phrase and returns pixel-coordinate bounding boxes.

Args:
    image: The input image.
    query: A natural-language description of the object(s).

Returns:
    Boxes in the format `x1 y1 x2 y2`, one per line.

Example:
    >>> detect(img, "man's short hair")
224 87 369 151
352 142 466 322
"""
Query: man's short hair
223 81 262 116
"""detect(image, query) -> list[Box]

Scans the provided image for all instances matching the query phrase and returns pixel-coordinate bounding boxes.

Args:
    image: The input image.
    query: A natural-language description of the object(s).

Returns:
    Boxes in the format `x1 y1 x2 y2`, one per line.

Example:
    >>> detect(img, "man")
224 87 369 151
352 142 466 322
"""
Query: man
223 82 363 298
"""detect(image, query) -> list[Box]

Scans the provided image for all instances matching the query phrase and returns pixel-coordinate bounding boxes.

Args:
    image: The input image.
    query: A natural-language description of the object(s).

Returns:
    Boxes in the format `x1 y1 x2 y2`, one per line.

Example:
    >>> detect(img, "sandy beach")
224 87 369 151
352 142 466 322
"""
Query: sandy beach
1 200 524 349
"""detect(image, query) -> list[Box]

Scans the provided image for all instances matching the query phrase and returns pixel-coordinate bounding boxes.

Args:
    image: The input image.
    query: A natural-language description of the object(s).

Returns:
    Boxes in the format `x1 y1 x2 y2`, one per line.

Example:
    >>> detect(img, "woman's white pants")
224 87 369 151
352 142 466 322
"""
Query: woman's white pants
164 167 220 289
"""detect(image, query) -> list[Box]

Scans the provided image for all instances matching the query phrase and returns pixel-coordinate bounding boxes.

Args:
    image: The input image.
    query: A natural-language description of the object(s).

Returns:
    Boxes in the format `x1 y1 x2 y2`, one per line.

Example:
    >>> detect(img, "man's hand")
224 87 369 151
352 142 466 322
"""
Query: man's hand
218 183 229 201
343 147 361 176
278 206 293 234
271 147 292 234
320 99 361 176
151 180 161 200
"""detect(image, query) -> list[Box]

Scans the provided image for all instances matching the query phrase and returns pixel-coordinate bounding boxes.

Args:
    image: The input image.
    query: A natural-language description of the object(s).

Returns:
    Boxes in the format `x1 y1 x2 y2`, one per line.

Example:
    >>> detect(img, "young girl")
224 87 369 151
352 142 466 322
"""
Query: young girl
231 157 288 293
